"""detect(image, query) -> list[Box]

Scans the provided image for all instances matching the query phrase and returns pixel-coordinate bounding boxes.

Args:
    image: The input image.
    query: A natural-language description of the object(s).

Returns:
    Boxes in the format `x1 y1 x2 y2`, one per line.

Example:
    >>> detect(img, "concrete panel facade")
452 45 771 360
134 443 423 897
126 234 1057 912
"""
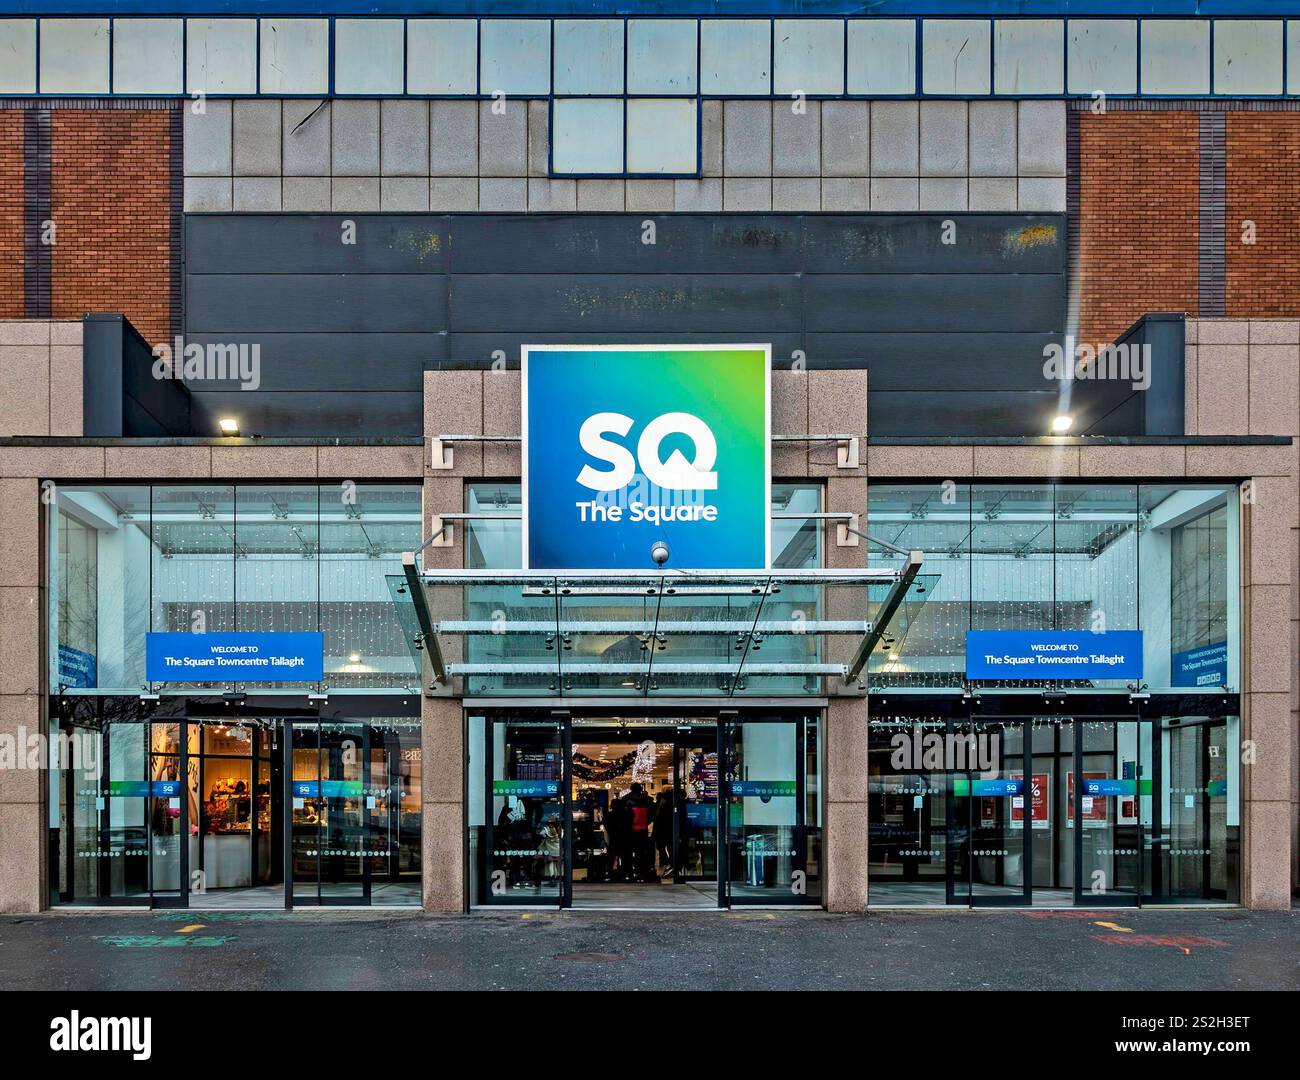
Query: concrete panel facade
184 97 1065 214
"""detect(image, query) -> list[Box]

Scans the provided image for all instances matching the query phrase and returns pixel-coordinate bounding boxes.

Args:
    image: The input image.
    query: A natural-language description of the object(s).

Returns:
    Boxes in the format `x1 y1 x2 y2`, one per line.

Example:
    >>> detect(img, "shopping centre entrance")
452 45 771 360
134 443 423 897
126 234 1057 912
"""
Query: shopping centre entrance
51 703 423 909
477 712 821 909
868 702 1240 907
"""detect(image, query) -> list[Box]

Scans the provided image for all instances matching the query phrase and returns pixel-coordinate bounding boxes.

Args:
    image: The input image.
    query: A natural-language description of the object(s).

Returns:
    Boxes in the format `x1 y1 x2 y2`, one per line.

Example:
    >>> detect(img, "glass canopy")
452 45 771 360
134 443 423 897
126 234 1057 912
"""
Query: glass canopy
399 557 926 698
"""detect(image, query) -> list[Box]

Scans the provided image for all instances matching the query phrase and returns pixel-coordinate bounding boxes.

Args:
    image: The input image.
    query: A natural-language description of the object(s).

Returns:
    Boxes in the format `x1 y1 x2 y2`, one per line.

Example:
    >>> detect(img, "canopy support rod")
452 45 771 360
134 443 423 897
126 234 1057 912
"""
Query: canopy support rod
844 550 924 686
402 552 446 688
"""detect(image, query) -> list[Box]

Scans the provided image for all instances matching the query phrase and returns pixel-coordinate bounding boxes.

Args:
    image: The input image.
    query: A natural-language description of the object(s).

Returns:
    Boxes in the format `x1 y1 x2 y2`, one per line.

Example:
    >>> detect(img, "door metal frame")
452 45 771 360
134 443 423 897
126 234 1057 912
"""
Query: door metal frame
719 712 814 907
1071 714 1155 908
284 719 373 909
481 716 567 908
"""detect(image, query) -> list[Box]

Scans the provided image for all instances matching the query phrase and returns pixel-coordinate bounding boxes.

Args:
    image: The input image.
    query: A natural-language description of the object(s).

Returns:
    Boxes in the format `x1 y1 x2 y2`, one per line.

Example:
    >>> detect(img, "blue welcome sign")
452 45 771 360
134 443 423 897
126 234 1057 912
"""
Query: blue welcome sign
1172 641 1228 687
965 630 1143 680
146 632 324 682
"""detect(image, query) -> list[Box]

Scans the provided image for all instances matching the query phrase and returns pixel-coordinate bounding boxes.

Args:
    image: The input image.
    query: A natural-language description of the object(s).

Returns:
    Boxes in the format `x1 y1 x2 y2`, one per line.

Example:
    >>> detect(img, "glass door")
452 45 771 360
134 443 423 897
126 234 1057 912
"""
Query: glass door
1160 717 1237 903
675 734 718 886
483 719 566 906
1072 717 1151 906
147 722 189 907
947 717 1031 906
287 721 371 907
721 716 809 905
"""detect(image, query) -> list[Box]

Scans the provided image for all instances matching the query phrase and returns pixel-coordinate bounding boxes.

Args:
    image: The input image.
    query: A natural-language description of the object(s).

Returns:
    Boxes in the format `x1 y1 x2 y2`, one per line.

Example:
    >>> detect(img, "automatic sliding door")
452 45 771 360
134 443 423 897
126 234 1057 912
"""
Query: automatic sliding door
1073 718 1149 906
484 720 564 905
675 734 719 885
948 718 1031 907
722 717 808 905
288 722 372 906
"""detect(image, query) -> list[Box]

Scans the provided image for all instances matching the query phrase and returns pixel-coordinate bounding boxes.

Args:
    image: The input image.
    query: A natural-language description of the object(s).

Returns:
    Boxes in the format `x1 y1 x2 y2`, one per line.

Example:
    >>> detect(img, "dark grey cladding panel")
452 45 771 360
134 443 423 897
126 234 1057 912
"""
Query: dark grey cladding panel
448 274 805 333
189 391 422 438
448 215 804 273
804 333 1060 390
186 274 449 333
803 274 1063 333
185 215 451 274
181 211 1070 437
867 391 1063 437
801 215 1065 274
183 333 446 391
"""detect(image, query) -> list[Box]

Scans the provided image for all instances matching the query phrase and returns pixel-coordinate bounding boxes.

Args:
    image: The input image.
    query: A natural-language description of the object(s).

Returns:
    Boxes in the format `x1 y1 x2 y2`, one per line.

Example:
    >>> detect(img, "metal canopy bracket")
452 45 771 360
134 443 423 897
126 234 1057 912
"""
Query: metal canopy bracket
845 549 924 687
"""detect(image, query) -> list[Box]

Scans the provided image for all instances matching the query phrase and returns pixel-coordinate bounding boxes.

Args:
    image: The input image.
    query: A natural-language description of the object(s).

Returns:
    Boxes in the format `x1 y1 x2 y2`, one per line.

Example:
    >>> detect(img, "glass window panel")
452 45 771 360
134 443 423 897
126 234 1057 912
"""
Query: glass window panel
0 20 37 94
994 19 1064 95
922 19 992 96
700 19 771 96
234 486 320 653
1138 485 1237 690
259 18 328 95
554 19 624 95
53 486 152 692
847 19 916 95
151 486 235 688
186 18 257 94
320 484 422 688
551 99 624 175
868 483 969 688
624 99 696 175
1140 19 1210 95
773 18 845 97
627 19 697 95
112 18 183 95
1213 20 1283 95
626 99 697 175
39 18 109 95
1054 485 1137 689
479 19 551 96
1067 19 1137 95
407 18 478 95
334 18 404 95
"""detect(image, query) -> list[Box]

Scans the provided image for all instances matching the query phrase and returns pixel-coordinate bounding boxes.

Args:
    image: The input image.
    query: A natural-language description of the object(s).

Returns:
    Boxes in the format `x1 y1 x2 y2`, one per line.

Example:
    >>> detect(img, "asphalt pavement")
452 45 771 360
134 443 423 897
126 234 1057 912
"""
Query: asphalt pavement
1 905 1295 991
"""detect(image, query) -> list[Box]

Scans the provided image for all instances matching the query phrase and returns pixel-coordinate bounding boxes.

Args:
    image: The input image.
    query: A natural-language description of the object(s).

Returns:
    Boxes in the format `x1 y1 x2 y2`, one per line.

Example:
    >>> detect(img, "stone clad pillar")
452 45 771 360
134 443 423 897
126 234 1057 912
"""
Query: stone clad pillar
825 696 870 911
419 369 488 912
806 369 871 912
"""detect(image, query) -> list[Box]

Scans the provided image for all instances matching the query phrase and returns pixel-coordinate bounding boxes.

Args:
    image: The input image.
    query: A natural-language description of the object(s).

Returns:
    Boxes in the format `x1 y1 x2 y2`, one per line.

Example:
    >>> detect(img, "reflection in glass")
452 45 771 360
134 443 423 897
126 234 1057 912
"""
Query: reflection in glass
487 721 564 902
51 483 421 693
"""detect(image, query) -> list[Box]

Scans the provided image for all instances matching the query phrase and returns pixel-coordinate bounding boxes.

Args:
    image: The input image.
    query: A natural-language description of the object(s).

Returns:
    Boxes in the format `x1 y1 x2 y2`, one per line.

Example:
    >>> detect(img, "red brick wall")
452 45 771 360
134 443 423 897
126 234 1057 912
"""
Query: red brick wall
0 113 24 320
49 111 173 344
1076 111 1200 347
1226 113 1300 318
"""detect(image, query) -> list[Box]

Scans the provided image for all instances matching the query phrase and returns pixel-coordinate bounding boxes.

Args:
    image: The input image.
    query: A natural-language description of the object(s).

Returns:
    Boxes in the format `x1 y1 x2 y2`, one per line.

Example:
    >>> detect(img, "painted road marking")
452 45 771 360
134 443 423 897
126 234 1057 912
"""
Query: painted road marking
1090 933 1228 952
1093 920 1133 932
176 924 206 934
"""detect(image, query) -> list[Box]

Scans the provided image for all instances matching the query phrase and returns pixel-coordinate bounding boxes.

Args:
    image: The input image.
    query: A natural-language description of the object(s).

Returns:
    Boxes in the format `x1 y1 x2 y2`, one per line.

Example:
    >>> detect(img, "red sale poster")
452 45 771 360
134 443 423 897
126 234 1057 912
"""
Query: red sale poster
1009 772 1050 829
1067 771 1108 829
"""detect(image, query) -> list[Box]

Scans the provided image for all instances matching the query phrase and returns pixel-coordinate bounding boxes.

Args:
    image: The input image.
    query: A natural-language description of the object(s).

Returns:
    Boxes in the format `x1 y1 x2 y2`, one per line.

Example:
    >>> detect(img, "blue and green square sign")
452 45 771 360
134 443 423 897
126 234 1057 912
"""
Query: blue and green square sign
522 345 770 570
